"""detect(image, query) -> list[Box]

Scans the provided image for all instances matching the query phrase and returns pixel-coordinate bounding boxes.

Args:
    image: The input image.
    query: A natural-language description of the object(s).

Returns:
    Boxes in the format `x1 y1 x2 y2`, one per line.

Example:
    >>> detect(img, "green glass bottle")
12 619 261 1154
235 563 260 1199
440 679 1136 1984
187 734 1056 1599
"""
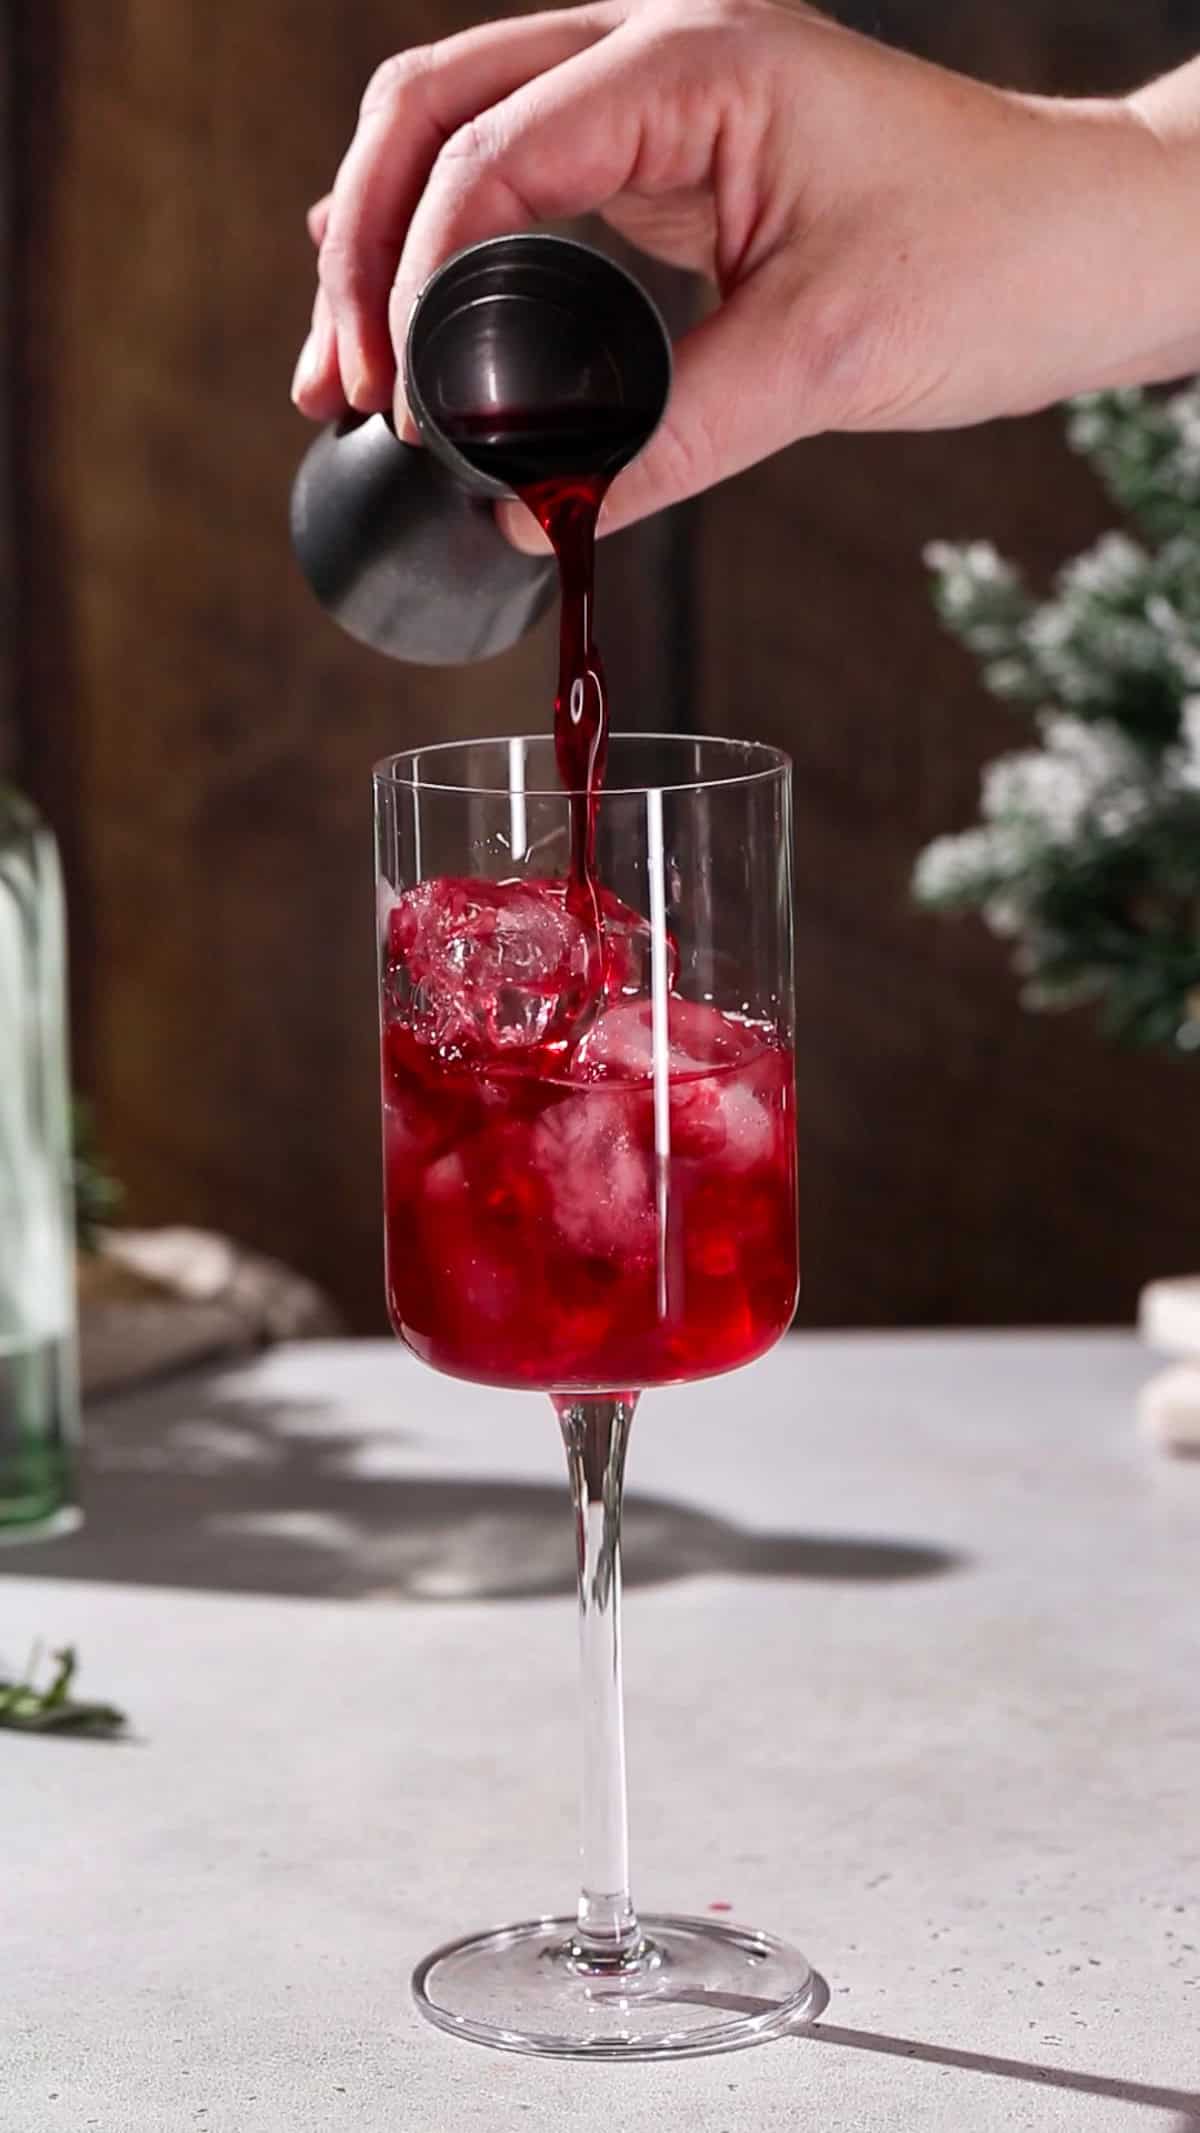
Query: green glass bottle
0 786 80 1537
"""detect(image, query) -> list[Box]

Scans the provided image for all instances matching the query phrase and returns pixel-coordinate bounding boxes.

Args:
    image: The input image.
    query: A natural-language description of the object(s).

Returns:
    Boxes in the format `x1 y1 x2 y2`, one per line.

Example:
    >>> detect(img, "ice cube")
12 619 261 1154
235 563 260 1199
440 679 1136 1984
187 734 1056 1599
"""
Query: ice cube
593 887 679 1001
572 999 777 1168
672 1075 775 1168
572 996 753 1081
386 877 594 1054
531 1088 657 1264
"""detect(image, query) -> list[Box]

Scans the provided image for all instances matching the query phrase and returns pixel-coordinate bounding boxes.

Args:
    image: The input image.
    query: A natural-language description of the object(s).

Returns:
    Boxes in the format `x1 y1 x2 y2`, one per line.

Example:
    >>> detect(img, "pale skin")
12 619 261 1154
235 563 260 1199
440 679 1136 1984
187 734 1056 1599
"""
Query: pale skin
291 0 1200 552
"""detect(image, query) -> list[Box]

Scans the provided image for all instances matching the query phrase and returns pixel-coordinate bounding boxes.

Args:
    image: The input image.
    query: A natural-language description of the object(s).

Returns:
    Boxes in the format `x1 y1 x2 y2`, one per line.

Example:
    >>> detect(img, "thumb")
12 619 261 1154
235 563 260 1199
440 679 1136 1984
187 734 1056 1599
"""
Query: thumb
499 257 818 550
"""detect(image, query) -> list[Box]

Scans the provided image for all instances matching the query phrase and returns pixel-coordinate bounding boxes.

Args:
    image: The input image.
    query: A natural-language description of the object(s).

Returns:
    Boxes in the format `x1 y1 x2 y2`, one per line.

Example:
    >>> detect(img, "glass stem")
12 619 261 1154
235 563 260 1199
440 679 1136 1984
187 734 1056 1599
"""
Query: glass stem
554 1393 644 1970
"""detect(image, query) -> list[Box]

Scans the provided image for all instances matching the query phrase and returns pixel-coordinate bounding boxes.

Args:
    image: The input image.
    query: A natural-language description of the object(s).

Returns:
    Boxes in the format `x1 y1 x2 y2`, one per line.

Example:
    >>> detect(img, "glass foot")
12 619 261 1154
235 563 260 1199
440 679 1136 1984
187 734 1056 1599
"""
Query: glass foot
412 1913 823 2059
0 1503 82 1547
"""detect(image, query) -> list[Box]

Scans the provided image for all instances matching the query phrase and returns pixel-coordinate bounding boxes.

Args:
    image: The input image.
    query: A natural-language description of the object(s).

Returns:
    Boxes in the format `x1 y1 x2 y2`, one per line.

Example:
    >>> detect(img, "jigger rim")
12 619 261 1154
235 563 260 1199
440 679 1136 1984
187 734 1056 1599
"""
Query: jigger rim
402 232 674 501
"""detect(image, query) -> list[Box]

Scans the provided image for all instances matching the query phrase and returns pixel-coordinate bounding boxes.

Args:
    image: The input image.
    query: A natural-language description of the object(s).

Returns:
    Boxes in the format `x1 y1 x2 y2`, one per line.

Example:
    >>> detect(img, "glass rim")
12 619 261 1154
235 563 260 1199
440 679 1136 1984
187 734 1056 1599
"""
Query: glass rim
372 732 791 801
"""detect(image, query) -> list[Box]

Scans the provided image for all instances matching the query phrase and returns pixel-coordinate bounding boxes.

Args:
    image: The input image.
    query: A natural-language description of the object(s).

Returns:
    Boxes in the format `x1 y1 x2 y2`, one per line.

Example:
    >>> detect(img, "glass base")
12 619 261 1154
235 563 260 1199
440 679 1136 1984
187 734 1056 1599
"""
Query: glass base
412 1913 823 2059
0 1502 81 1547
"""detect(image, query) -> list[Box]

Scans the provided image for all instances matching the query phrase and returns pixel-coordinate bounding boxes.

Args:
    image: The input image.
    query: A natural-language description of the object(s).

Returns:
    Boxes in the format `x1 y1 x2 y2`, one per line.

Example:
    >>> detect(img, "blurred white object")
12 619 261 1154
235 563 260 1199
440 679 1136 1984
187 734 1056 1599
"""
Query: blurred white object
1137 1363 1200 1454
1138 1275 1200 1357
1137 1276 1200 1455
78 1228 341 1403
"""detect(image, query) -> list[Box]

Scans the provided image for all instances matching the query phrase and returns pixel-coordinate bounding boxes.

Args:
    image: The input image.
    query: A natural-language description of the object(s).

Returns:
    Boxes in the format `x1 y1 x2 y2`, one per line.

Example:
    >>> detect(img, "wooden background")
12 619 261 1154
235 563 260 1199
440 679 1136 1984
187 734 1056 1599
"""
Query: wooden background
3 0 1199 1331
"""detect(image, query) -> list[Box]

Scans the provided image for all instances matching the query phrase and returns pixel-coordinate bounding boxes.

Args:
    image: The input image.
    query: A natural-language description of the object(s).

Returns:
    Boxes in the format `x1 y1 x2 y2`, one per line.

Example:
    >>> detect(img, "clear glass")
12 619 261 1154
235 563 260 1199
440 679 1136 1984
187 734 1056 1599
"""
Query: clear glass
375 734 817 2056
0 787 81 1539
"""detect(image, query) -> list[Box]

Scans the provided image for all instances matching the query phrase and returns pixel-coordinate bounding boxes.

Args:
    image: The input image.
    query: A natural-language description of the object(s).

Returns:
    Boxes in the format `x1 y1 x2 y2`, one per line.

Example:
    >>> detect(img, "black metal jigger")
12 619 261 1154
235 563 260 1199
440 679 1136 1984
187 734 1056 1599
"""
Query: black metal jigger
289 234 673 666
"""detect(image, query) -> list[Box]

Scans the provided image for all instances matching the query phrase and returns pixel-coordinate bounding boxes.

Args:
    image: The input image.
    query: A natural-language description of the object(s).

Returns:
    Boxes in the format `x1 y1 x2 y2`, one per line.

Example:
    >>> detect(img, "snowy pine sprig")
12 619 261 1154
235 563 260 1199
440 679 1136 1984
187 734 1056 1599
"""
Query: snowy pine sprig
1068 382 1200 542
925 529 1200 742
914 388 1200 1054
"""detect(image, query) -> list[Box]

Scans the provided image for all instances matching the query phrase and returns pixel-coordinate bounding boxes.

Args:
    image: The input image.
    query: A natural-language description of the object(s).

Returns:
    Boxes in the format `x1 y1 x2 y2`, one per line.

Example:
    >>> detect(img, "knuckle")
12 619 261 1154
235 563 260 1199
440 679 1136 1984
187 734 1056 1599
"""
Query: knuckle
439 111 500 174
621 7 753 112
689 0 752 28
360 46 431 119
432 112 532 228
641 0 755 35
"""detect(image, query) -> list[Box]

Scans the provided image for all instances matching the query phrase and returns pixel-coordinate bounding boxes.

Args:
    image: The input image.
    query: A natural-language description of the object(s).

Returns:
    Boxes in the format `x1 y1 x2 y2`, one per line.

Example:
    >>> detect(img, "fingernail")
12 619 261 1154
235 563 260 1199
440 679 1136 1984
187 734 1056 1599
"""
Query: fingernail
290 333 318 403
393 390 421 445
596 500 617 541
346 361 371 410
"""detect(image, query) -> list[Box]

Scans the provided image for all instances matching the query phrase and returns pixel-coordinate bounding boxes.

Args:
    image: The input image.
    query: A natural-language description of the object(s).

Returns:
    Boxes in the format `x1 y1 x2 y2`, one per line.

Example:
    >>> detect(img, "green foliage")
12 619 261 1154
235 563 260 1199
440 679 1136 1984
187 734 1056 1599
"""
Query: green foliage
1068 385 1200 542
0 1645 127 1737
915 387 1200 1056
72 1098 123 1251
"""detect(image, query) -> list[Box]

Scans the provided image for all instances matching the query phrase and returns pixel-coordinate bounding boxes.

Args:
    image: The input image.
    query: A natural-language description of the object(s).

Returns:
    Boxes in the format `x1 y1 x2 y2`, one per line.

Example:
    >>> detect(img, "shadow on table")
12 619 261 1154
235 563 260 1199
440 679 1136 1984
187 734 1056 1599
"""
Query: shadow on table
667 1978 1200 2120
0 1375 962 1602
804 2022 1200 2122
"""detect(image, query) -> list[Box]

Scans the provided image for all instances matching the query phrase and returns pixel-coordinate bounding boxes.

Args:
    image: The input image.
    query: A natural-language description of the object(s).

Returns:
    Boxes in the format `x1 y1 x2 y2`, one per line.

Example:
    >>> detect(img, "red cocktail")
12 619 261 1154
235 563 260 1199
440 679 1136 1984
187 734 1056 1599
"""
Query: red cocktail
381 877 798 1391
375 735 814 2058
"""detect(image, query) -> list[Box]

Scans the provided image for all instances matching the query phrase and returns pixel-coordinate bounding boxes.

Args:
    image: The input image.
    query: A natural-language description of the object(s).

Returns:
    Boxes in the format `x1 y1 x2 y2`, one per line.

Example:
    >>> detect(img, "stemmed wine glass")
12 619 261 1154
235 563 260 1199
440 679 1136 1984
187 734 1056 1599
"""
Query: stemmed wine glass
375 732 818 2057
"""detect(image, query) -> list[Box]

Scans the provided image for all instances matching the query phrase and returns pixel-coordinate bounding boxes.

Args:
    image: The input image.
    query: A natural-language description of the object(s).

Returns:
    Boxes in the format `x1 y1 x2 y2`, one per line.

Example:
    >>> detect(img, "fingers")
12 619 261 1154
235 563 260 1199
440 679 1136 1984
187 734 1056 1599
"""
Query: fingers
498 257 818 548
294 9 614 418
290 286 347 421
293 200 342 415
387 22 715 365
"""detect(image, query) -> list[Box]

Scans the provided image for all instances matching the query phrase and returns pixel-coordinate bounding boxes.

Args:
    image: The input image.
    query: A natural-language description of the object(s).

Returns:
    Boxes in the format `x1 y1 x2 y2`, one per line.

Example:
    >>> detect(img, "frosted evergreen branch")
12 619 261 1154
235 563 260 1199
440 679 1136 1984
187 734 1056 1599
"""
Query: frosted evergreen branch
915 386 1200 1054
1068 386 1200 543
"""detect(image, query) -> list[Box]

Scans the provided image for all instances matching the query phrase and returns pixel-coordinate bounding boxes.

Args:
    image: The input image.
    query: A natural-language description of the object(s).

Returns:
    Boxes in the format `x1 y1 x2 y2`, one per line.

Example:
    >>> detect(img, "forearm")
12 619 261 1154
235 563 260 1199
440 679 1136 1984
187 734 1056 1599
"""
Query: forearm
922 63 1200 424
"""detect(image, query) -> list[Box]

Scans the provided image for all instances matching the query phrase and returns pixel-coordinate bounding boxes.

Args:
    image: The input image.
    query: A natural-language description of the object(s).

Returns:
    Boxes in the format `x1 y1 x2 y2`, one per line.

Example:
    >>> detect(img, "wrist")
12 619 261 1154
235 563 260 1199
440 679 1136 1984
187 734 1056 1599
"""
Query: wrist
982 88 1200 408
1073 79 1200 390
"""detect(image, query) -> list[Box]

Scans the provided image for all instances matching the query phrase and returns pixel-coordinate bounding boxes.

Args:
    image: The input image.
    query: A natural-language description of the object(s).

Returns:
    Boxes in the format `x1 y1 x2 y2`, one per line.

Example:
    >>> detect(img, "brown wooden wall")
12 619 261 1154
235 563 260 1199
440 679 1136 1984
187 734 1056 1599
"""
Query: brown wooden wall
6 0 1200 1331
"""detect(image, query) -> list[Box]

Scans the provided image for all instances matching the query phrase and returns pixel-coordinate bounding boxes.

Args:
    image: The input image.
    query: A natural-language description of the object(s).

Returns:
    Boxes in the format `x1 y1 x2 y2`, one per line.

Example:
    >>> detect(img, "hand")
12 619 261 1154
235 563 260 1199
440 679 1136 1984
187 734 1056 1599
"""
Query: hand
292 0 1176 546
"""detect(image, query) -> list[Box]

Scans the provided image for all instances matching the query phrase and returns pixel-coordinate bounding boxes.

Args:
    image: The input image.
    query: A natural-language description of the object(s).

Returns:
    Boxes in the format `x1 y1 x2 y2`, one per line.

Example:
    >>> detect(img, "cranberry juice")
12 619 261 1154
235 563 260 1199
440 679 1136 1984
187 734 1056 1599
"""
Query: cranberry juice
382 979 798 1392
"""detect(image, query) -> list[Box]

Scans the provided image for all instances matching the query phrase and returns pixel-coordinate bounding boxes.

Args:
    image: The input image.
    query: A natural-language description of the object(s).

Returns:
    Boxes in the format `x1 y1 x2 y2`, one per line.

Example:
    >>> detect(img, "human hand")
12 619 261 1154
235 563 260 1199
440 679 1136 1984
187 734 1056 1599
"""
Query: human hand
292 0 1170 546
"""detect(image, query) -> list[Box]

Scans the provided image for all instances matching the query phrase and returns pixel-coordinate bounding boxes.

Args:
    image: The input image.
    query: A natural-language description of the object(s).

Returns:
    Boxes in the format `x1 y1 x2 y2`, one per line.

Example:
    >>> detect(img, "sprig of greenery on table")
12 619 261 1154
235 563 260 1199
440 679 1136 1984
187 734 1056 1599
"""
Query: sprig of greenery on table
914 384 1200 1055
0 1645 127 1737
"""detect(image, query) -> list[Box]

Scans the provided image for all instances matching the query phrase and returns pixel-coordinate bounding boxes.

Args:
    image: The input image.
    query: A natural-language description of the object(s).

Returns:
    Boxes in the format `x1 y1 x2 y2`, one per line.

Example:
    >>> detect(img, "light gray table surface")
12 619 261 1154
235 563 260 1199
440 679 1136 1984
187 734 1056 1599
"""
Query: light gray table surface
3 1332 1198 2132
